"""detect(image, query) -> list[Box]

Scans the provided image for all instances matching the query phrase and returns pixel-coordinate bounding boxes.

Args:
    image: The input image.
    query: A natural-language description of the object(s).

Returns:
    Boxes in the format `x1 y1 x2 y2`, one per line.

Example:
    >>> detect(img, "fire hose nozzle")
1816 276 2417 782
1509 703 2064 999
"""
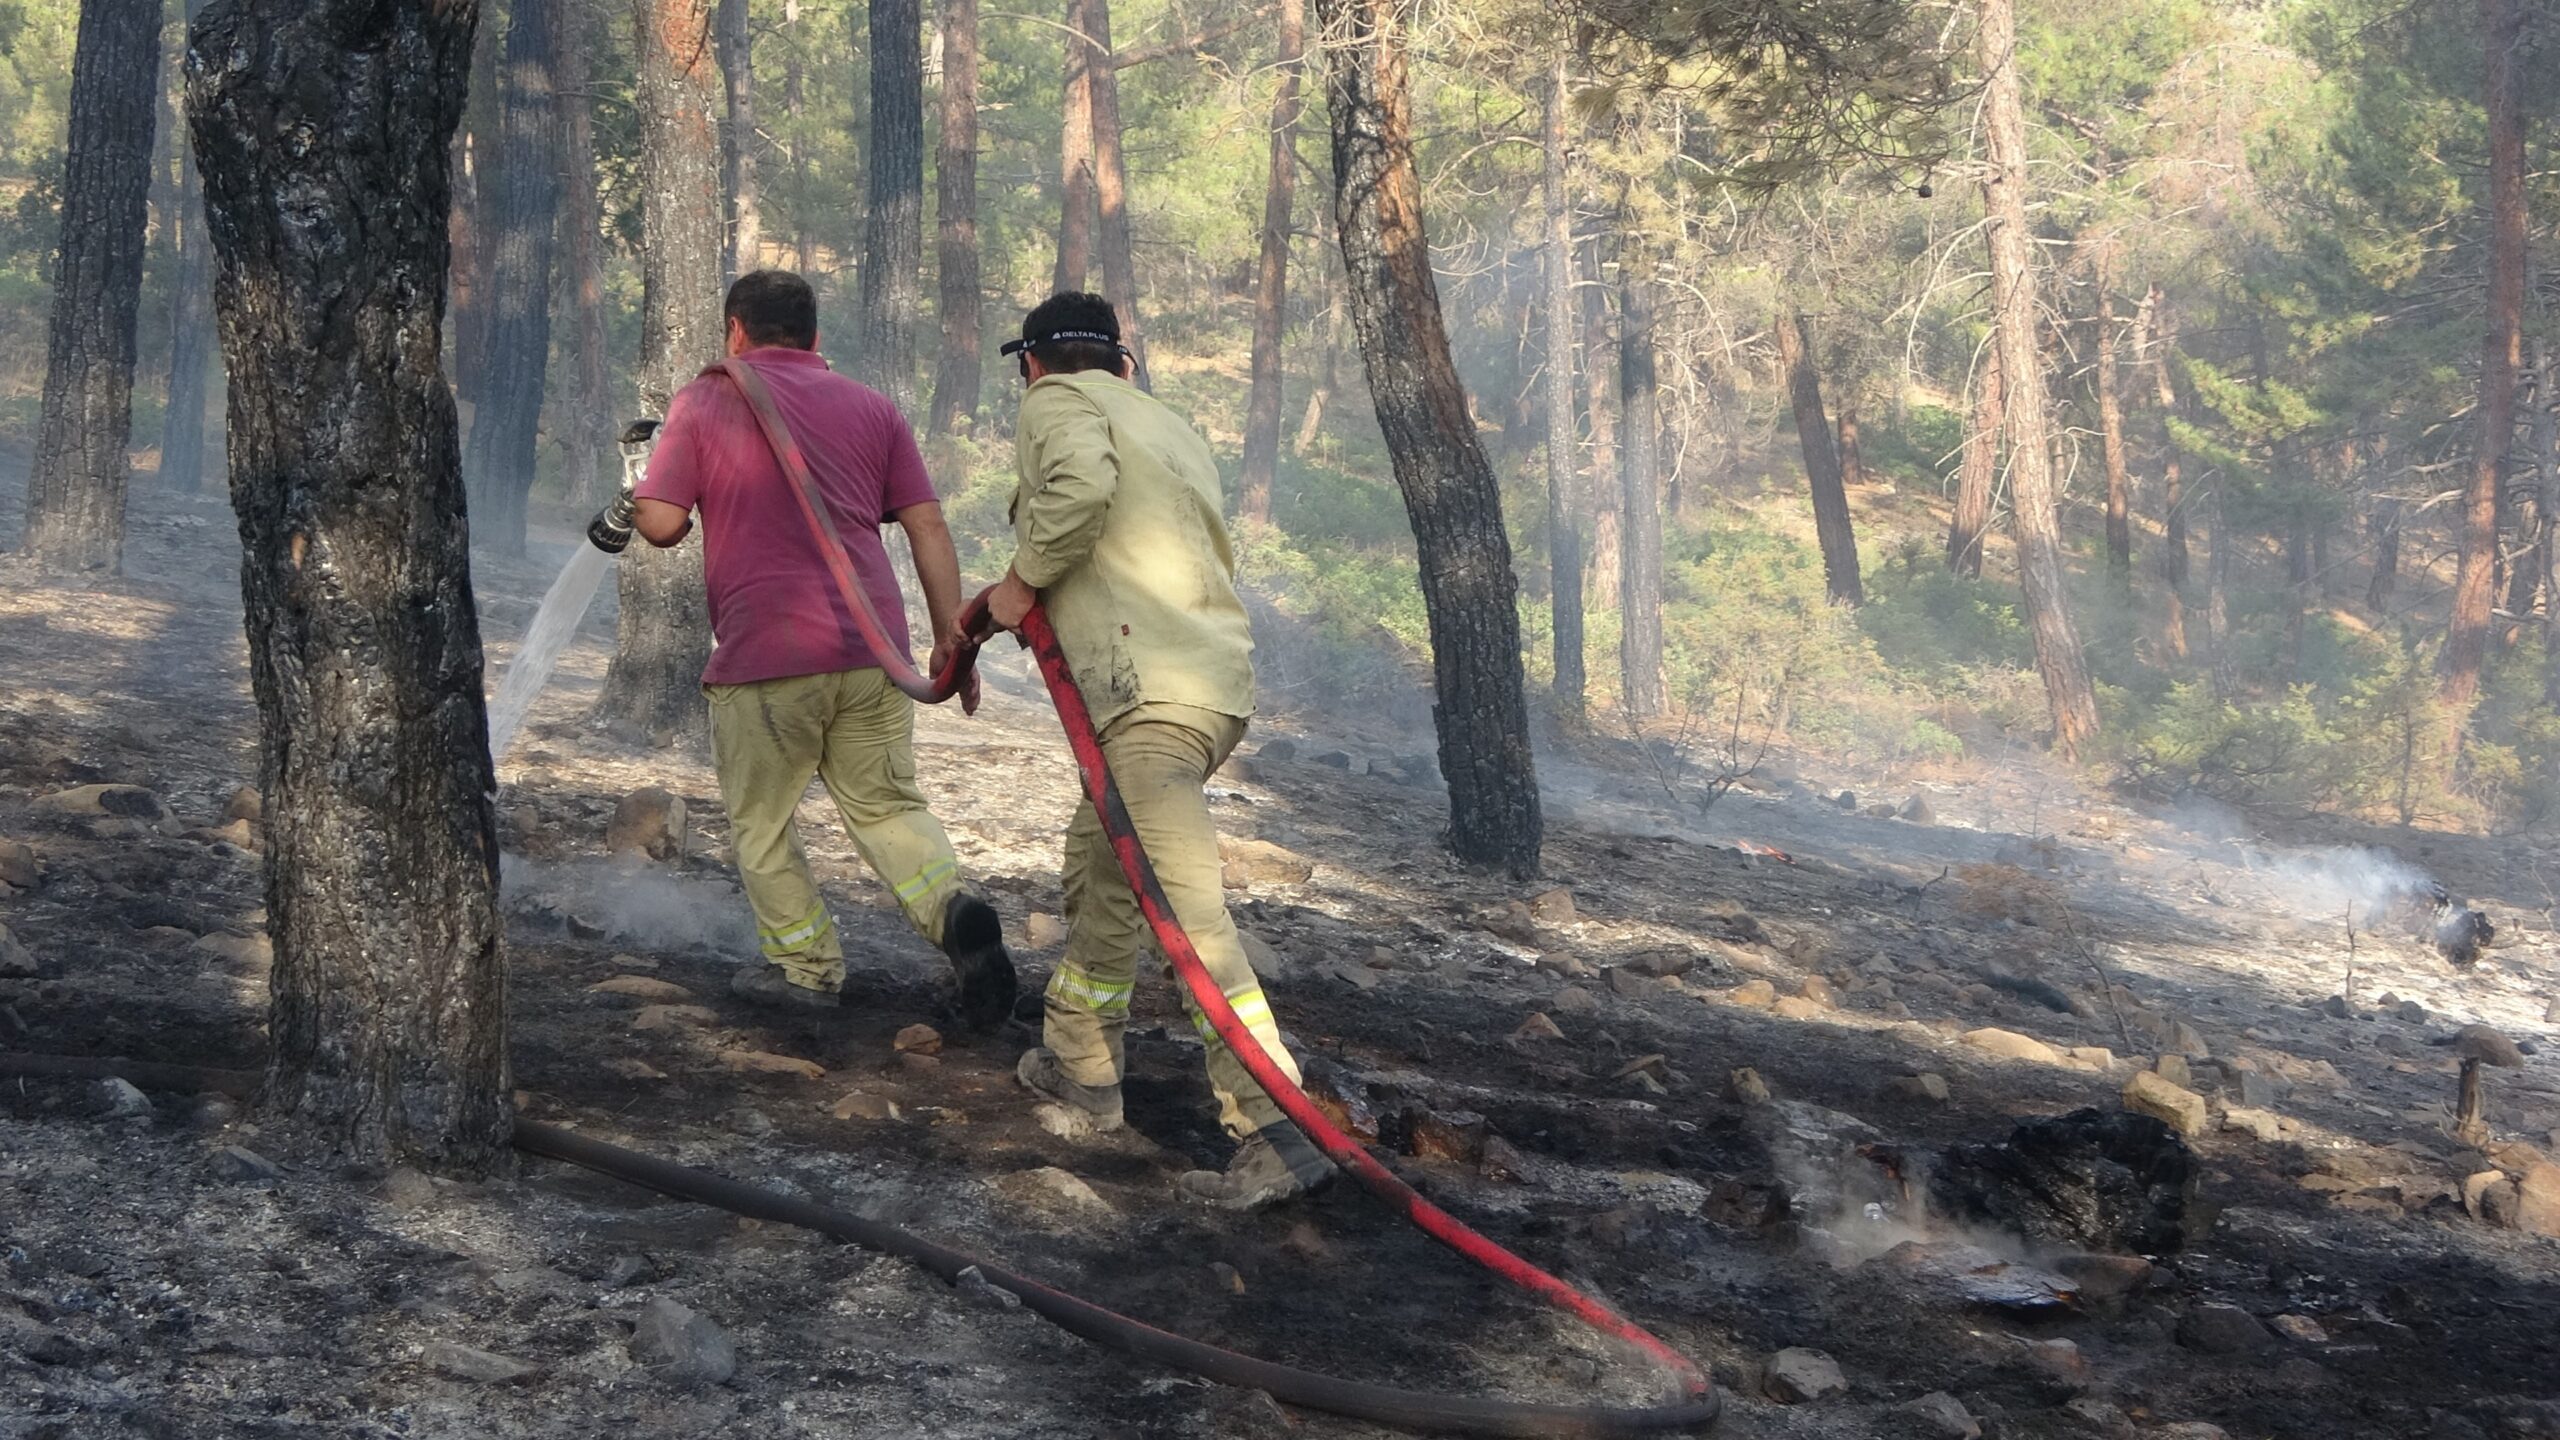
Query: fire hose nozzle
587 491 638 554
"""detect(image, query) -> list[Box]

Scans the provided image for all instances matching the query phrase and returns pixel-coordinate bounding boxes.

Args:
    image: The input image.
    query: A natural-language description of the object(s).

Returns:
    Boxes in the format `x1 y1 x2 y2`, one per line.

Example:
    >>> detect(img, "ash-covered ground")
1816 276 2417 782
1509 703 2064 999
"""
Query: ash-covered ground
5 458 2560 1440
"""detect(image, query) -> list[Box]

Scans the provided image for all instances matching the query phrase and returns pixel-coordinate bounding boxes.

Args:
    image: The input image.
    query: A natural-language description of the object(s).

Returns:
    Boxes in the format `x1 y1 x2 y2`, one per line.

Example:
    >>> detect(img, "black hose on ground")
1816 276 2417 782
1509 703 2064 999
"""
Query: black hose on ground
1 1051 1719 1438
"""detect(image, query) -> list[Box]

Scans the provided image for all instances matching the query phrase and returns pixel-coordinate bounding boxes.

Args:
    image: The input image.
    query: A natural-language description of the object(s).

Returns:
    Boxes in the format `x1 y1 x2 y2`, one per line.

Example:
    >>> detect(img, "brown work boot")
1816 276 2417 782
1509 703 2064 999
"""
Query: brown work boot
729 962 840 1012
1015 1046 1124 1135
1177 1121 1338 1211
940 894 1019 1031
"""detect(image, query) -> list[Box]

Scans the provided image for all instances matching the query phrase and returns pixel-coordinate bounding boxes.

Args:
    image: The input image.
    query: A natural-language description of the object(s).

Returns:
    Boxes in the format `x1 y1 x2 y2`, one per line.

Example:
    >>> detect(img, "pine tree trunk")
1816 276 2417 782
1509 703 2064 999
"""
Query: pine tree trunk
854 0 925 417
1052 0 1097 293
21 0 160 574
2532 341 2560 703
2207 480 2236 699
2097 283 2132 584
188 0 509 1171
1947 345 1997 576
2283 506 2312 680
1085 0 1148 387
2369 497 2403 613
450 16 501 409
927 0 983 437
463 0 564 561
1580 245 1619 605
1316 0 1541 874
1837 395 1868 489
162 0 218 498
555 2 614 505
1539 54 1585 718
598 0 722 742
2148 283 2189 656
2448 0 2523 706
1236 0 1304 521
715 0 761 277
1775 309 1863 605
786 0 813 271
1980 0 2100 755
1618 255 1665 718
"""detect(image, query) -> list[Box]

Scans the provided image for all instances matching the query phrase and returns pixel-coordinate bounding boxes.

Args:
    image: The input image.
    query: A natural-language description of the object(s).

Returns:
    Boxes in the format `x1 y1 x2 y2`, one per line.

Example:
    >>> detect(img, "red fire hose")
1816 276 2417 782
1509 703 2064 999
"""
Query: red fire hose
712 358 1720 1430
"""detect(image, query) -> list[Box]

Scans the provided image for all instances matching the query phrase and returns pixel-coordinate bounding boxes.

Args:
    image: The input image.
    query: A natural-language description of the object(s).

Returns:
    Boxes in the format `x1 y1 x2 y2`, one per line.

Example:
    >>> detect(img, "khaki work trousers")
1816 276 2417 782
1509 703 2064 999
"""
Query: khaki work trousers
707 668 962 992
1044 702 1301 1138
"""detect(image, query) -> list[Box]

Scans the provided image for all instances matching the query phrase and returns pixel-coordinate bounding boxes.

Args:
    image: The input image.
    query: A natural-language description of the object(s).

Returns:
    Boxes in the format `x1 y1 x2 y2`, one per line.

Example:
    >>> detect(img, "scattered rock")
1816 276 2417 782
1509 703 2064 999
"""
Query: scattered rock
1628 950 1695 978
1927 1108 2199 1254
1898 1391 1978 1438
1798 976 1840 1008
1963 1027 2065 1065
2053 1252 2154 1300
1887 1073 1950 1104
1835 790 1859 810
425 1340 537 1384
627 1298 736 1387
1256 737 1298 763
2462 1169 2518 1225
1528 886 1577 925
223 786 263 823
1724 979 1778 1009
2318 994 2353 1019
2122 1071 2211 1138
2151 1426 2229 1440
380 1167 438 1209
1770 996 1828 1021
2510 1162 2560 1237
1480 1135 1529 1183
1606 966 1660 999
34 783 167 821
98 1077 151 1118
893 1023 944 1056
2546 996 2560 1025
1323 960 1384 991
1512 1012 1566 1043
718 1049 826 1080
1765 1347 1848 1403
0 840 41 891
1208 1261 1246 1295
1391 1105 1489 1164
0 924 35 977
1220 837 1314 888
2155 1054 2193 1088
1486 900 1542 944
2395 1000 2429 1025
191 932 272 971
830 1092 902 1122
2069 1046 2116 1071
210 1145 283 1184
2268 1313 2328 1344
631 1003 719 1032
2176 1303 2274 1355
953 1264 1022 1311
1024 912 1068 949
605 787 689 862
1551 985 1601 1015
2221 1107 2283 1143
2023 1336 2088 1379
990 1166 1114 1217
588 975 694 1003
1729 1067 1773 1104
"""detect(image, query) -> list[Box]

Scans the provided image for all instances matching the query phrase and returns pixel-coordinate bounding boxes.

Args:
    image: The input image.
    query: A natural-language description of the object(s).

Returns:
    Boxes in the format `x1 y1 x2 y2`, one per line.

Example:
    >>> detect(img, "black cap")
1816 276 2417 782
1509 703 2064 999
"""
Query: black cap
1002 292 1130 360
998 329 1126 358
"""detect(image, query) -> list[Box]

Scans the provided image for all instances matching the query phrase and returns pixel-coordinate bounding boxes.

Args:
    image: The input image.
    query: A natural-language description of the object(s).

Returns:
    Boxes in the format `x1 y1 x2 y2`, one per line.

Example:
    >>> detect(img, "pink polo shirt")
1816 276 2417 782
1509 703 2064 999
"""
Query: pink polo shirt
635 347 937 687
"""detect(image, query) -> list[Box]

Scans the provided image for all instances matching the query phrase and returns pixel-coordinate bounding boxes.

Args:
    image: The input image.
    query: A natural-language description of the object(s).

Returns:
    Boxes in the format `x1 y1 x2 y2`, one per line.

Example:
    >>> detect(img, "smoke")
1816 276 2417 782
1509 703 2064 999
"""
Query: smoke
2239 844 2440 926
500 854 752 955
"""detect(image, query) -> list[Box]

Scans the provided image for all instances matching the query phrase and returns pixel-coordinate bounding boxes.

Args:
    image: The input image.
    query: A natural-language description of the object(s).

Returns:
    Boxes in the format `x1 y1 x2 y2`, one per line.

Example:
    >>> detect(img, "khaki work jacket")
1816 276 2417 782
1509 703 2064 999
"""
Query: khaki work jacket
1008 370 1255 733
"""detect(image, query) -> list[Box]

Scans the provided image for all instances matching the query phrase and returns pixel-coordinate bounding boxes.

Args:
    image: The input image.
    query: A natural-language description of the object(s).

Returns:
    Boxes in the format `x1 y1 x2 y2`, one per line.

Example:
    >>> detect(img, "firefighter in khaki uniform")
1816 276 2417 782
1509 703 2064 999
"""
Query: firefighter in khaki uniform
985 292 1335 1210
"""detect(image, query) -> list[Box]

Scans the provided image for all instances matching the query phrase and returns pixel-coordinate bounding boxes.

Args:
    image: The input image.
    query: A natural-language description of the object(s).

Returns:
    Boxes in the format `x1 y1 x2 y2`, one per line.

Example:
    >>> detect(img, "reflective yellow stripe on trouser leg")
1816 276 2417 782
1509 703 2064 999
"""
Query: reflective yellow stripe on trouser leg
757 902 841 990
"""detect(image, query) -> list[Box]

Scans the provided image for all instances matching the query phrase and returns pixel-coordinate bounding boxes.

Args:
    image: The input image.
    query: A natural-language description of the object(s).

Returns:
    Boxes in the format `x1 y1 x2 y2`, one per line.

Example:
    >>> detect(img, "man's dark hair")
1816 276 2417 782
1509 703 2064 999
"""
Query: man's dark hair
1017 291 1127 375
725 270 818 349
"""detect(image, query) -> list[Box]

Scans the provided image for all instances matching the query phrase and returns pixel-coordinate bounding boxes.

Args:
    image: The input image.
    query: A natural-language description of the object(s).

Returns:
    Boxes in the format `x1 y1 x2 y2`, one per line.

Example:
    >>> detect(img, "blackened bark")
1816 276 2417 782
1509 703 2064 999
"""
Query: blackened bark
2368 497 2402 612
1947 344 1997 575
2096 283 2132 584
1539 54 1583 716
1619 256 1665 718
22 0 160 573
2532 341 2560 702
2147 283 2188 656
450 14 500 408
187 0 508 1170
2506 339 2553 620
1774 309 1863 605
1052 0 1096 292
1237 0 1304 520
715 0 759 275
1316 0 1540 874
2448 0 2523 706
1980 0 2099 755
927 0 984 436
163 0 218 497
855 0 925 417
463 0 565 560
555 1 613 503
598 0 721 741
1085 0 1148 388
1581 248 1619 604
1837 394 1868 490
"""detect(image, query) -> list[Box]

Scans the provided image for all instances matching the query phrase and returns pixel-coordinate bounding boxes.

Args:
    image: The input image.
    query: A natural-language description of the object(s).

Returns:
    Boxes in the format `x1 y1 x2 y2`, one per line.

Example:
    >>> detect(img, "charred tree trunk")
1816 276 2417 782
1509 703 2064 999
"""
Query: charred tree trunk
2283 506 2312 680
1316 0 1540 874
21 0 160 573
1980 0 2100 755
2096 284 2132 585
188 0 508 1170
1539 54 1584 718
1775 309 1863 605
1581 246 1619 606
162 0 218 497
2207 482 2236 699
1947 345 1998 576
715 0 760 277
2369 497 2403 613
450 15 501 409
1837 394 1868 490
2448 0 2524 706
1052 0 1097 292
1085 0 1148 387
2507 339 2554 620
2532 341 2560 703
463 0 564 561
2147 284 2189 656
598 0 722 741
1236 0 1305 521
927 0 984 436
1618 256 1665 719
855 0 925 417
555 2 614 504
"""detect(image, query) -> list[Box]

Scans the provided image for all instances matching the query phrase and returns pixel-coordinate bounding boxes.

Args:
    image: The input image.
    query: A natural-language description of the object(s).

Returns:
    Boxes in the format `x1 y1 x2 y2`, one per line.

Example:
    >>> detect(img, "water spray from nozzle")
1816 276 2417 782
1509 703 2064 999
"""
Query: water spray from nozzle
586 418 660 554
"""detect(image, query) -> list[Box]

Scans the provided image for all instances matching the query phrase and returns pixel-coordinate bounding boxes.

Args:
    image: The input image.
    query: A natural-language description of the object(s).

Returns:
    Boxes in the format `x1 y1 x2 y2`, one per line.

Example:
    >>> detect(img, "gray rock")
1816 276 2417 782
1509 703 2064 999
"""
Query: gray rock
210 1145 282 1184
1897 795 1937 825
425 1340 537 1383
1256 737 1299 763
0 839 40 891
627 1297 735 1387
2236 1069 2284 1108
1898 1390 1980 1438
98 1077 151 1119
954 1265 1023 1312
2176 1302 2274 1355
1835 790 1859 810
605 787 689 862
1886 1073 1950 1104
2396 1000 2430 1025
2319 994 2353 1019
1766 1346 1848 1402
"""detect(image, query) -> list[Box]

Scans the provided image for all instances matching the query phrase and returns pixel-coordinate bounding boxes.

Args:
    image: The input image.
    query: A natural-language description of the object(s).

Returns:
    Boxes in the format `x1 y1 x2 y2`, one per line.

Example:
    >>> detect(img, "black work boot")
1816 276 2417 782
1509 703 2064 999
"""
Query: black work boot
1015 1046 1125 1135
1177 1120 1338 1210
940 893 1019 1031
730 963 841 1011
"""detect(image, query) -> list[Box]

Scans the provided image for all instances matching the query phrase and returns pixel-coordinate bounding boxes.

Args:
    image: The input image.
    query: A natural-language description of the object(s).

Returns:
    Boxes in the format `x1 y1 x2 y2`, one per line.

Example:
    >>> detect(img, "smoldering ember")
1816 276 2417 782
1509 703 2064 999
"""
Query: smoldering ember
5 0 2560 1437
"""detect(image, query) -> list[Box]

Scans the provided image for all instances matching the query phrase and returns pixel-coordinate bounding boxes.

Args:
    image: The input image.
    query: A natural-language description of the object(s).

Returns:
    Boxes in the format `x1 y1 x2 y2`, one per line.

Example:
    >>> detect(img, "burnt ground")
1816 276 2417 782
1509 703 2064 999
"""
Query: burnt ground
5 456 2560 1440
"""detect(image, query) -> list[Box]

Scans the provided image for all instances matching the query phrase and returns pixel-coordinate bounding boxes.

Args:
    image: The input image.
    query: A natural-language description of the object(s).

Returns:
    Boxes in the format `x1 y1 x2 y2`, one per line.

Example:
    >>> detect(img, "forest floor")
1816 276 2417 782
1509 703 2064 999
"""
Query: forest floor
5 455 2560 1440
